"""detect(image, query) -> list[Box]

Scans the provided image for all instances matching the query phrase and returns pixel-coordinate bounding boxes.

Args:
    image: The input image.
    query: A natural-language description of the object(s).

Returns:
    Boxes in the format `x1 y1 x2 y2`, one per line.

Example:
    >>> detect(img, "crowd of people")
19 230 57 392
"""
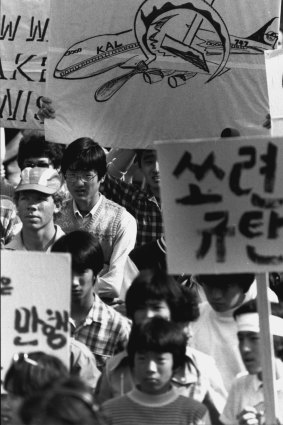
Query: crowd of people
1 126 283 425
1 13 283 424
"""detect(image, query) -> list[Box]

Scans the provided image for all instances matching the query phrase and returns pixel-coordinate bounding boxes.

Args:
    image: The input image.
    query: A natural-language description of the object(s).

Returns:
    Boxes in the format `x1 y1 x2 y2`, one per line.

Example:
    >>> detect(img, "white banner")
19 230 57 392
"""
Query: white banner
1 251 71 393
265 49 283 136
0 0 49 129
156 136 283 274
45 0 281 147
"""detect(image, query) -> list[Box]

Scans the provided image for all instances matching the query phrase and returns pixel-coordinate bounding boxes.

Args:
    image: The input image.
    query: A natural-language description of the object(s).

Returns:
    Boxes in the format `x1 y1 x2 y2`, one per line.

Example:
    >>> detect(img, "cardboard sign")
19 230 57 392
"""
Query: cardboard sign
265 49 283 136
45 0 280 147
0 0 49 129
1 251 71 393
156 136 283 274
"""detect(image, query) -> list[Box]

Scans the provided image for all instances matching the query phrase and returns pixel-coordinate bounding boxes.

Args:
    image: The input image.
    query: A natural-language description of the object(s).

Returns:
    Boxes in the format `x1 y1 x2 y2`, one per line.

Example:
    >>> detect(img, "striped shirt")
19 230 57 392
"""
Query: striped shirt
102 387 207 425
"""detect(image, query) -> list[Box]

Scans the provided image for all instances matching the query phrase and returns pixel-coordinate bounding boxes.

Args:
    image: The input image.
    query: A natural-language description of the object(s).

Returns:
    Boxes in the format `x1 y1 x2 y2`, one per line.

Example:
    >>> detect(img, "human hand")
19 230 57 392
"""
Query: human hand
37 97 56 121
237 407 262 425
263 113 271 129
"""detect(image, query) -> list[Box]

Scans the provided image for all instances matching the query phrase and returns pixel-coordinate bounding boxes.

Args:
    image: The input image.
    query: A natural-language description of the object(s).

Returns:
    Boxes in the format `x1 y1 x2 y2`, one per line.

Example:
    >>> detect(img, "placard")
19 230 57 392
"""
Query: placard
156 136 283 274
45 0 280 147
0 0 50 129
1 251 71 393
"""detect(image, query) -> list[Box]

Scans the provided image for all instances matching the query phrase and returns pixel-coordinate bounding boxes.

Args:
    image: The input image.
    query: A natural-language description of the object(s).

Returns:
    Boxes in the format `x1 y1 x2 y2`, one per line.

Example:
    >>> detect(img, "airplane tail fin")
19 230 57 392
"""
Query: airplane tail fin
246 17 278 45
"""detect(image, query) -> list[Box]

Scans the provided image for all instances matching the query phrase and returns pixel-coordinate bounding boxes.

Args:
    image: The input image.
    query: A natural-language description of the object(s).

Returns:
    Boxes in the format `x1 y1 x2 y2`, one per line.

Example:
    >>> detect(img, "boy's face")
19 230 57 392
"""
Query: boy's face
71 268 94 303
139 150 160 193
238 331 261 375
133 300 171 325
17 190 58 230
134 351 173 395
65 168 101 208
202 282 245 312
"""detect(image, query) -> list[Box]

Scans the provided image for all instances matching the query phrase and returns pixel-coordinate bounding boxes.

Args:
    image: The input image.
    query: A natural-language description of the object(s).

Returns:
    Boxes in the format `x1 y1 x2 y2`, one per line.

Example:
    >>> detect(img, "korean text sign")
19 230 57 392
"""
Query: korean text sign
0 0 49 129
1 251 71 393
156 136 283 274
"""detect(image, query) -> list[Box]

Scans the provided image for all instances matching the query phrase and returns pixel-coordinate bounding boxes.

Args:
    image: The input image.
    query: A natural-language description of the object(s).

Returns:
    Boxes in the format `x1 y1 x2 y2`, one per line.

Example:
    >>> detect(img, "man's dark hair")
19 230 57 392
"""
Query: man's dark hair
4 351 69 397
20 376 108 425
17 131 65 170
125 268 183 322
61 137 107 180
194 273 255 294
234 299 283 361
51 230 104 277
127 316 187 370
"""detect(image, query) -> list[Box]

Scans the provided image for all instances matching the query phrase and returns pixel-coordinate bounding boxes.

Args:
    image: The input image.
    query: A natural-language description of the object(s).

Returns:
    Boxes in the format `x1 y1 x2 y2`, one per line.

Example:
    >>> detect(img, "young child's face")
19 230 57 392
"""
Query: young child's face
71 268 94 303
134 350 174 395
238 331 261 376
133 300 171 325
202 282 245 312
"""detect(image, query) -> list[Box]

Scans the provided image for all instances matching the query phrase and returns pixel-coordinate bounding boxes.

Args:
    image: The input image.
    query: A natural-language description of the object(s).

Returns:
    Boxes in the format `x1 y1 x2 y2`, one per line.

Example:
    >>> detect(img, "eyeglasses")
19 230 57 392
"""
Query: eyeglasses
65 171 97 183
12 352 39 366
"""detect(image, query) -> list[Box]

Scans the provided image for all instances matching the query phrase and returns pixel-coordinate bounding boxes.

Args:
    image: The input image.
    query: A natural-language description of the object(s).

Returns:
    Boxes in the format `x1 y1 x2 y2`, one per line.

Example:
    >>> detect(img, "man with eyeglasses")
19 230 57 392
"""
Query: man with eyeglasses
55 137 137 303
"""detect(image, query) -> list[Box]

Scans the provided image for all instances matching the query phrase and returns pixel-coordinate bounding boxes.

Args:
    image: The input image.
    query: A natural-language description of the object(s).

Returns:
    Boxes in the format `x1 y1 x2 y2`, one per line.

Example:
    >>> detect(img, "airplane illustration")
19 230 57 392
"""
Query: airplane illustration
54 0 279 102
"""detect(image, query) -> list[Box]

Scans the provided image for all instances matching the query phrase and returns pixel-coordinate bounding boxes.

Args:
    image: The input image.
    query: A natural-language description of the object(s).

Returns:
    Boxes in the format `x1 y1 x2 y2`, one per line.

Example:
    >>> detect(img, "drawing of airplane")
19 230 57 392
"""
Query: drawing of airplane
53 0 279 102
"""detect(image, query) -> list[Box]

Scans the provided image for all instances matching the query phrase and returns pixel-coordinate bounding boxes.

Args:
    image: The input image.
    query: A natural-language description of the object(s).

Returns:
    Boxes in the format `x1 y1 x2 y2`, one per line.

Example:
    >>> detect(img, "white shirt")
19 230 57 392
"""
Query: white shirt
220 372 283 425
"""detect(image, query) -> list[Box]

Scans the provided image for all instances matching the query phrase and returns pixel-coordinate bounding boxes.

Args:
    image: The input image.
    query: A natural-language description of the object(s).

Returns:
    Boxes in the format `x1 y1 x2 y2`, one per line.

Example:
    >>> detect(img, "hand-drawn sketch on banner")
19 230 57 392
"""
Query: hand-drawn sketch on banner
0 0 49 129
1 251 71 393
46 0 281 147
155 136 283 275
265 49 283 136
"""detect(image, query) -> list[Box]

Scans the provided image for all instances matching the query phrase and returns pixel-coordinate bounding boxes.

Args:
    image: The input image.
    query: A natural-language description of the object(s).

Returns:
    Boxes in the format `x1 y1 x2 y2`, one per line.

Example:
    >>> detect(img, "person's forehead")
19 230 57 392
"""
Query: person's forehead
140 150 157 161
137 299 169 308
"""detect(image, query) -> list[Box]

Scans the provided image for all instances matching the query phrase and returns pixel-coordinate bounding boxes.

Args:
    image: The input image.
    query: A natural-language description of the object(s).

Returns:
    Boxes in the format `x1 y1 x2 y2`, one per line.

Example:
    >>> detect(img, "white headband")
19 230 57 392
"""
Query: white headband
236 313 283 337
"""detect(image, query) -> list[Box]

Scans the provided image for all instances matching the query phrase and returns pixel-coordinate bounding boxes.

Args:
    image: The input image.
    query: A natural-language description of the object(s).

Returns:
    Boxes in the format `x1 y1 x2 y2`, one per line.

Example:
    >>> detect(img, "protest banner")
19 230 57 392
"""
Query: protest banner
45 0 280 147
1 250 71 393
0 0 49 129
156 136 283 274
265 49 283 136
156 135 283 425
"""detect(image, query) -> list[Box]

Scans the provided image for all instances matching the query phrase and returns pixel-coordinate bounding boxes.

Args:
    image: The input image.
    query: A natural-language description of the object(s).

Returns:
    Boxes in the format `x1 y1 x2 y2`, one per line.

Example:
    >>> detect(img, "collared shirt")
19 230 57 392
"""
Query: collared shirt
4 224 65 251
220 372 283 425
101 174 163 247
72 194 102 223
71 294 131 371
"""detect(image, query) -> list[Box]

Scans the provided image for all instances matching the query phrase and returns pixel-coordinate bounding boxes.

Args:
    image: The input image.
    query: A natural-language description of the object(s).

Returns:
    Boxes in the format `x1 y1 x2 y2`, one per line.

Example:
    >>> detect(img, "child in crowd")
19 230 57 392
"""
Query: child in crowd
19 376 109 425
102 316 208 425
3 351 69 425
220 299 283 425
190 273 278 392
51 230 131 371
95 269 226 424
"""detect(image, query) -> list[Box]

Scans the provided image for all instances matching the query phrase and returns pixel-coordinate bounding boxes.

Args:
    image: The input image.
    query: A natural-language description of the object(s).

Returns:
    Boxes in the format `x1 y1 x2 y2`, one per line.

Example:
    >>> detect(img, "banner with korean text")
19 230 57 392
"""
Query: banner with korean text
45 0 280 147
1 251 71 393
0 0 49 129
156 136 283 275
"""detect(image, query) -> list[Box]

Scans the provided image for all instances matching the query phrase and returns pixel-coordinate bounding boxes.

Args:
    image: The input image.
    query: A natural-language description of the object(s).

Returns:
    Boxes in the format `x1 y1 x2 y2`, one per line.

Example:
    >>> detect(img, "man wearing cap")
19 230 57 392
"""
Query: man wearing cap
5 167 65 251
